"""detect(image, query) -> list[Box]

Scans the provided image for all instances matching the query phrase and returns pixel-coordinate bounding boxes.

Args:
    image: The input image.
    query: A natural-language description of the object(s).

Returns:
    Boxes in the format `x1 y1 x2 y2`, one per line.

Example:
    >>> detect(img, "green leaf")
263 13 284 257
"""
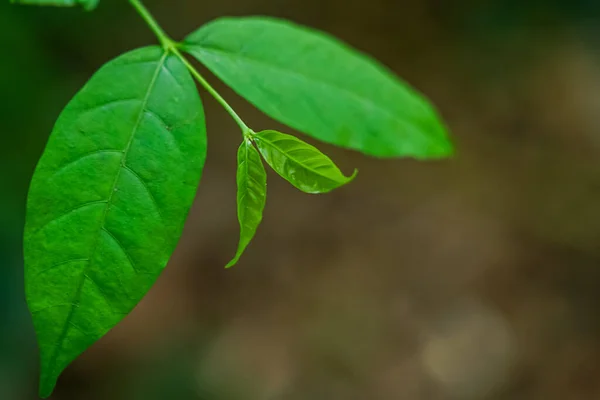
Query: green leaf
183 17 452 159
225 139 267 268
24 46 206 398
253 130 356 194
10 0 100 10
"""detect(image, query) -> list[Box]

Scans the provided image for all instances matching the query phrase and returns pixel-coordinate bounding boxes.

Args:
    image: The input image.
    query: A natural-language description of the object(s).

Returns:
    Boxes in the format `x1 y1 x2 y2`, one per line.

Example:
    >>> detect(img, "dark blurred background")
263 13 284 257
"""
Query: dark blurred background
4 0 600 399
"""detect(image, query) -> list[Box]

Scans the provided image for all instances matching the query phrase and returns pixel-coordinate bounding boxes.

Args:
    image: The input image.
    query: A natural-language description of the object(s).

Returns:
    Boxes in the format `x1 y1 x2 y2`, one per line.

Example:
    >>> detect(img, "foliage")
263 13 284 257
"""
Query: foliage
12 0 453 397
183 17 451 158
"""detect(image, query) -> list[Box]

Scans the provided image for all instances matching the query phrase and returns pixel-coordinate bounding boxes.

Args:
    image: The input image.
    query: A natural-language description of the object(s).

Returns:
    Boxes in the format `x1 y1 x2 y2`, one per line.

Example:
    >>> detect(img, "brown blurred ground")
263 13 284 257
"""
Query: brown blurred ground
3 0 600 399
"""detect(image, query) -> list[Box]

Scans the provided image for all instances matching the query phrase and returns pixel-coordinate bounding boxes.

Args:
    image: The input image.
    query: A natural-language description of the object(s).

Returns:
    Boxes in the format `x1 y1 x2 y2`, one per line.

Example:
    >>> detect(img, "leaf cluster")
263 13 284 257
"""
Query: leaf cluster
13 0 453 397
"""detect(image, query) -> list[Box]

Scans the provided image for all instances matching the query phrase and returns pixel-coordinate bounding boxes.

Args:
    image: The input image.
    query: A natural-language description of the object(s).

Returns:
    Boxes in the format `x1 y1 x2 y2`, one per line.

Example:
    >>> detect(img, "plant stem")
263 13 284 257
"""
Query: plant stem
128 0 251 134
172 47 250 133
129 0 172 49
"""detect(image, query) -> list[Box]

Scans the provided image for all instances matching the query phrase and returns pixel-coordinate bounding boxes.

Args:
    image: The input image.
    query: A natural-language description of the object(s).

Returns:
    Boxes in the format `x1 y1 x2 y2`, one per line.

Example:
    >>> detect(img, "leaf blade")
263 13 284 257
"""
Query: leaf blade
225 140 267 268
24 46 206 398
254 130 355 194
183 17 452 159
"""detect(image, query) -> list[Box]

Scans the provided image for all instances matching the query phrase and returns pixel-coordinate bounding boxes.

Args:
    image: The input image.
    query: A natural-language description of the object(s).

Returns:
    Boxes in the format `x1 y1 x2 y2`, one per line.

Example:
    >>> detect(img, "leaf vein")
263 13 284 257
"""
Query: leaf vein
32 258 90 280
83 274 117 316
121 165 163 220
191 46 395 121
44 51 169 377
77 98 141 115
101 228 139 274
143 109 182 154
31 303 78 315
51 150 122 178
257 136 340 184
32 200 108 236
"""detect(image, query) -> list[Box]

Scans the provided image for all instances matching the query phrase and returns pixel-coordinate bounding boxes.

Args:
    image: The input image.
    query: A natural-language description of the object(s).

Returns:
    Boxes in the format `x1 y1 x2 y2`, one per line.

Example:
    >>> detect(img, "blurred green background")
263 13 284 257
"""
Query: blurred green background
3 0 600 399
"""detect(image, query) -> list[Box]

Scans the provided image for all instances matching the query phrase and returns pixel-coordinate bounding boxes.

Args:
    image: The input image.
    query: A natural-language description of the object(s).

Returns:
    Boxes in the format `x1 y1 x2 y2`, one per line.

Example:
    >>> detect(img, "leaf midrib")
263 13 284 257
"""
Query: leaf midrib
256 134 342 186
186 45 398 116
44 51 169 383
239 142 251 224
191 45 431 119
185 43 447 154
232 142 252 263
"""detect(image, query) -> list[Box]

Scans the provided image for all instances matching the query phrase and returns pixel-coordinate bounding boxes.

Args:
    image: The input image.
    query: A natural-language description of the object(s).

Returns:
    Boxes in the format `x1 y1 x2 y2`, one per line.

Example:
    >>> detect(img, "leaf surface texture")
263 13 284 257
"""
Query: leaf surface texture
254 130 355 194
184 17 452 158
226 140 267 268
24 46 206 398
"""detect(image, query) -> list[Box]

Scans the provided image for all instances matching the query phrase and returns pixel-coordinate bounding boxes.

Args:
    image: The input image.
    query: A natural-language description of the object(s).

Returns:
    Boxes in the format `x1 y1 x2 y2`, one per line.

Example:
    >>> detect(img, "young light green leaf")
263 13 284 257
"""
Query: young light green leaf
10 0 99 10
24 46 206 398
183 17 452 159
253 130 356 194
226 140 267 268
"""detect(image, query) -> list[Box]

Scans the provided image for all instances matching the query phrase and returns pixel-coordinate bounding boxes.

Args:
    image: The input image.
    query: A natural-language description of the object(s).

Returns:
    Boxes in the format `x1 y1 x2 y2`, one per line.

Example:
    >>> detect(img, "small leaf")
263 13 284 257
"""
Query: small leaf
253 130 356 194
226 140 267 268
11 0 100 10
24 46 206 398
183 17 452 159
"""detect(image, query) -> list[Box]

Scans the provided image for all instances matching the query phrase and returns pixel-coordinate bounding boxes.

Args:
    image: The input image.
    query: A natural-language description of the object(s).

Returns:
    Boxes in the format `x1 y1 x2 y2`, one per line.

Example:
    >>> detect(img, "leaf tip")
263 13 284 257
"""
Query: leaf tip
429 124 455 159
348 168 359 182
411 130 455 160
39 373 58 399
224 258 238 269
434 136 455 158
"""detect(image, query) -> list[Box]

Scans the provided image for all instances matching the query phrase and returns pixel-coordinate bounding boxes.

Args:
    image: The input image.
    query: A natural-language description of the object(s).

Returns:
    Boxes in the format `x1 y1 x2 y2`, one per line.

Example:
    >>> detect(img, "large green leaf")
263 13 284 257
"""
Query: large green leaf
183 17 452 159
24 46 206 398
10 0 99 10
253 130 355 194
225 139 267 268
